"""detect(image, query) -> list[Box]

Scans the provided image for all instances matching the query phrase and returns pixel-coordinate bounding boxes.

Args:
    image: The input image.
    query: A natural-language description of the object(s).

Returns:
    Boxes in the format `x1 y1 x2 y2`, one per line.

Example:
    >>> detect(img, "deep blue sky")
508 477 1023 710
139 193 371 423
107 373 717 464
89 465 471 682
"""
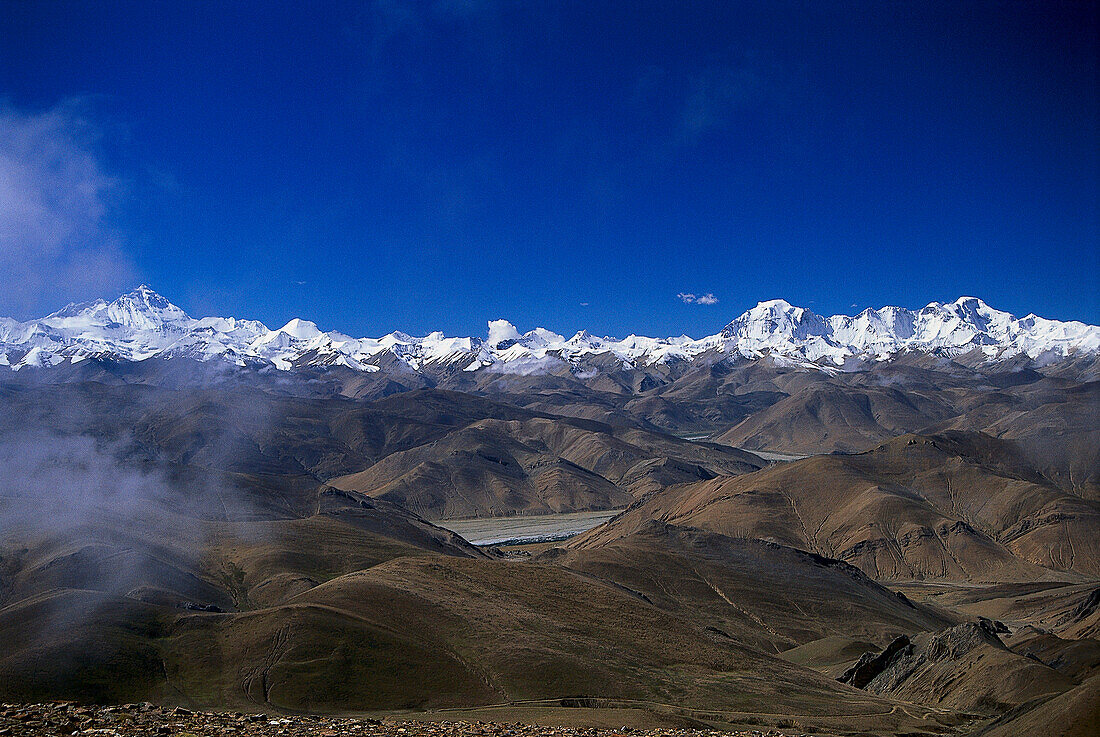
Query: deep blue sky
1 1 1097 337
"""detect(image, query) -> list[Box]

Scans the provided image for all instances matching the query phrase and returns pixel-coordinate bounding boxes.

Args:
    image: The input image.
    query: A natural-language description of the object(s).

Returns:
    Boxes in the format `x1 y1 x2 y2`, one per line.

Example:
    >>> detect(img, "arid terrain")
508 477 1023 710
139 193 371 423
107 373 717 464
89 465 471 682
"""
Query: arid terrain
0 294 1097 736
5 0 1099 728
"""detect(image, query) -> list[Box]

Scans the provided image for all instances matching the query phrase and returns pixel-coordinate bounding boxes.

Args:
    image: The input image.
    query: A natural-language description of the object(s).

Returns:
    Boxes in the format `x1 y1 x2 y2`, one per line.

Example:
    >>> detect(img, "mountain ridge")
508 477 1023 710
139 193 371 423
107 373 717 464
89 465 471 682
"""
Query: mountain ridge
2 286 1097 375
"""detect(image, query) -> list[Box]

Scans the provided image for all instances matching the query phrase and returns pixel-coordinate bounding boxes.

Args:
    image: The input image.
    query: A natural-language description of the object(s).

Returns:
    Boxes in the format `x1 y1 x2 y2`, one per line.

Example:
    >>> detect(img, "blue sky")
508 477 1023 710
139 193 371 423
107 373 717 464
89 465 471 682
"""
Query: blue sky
1 1 1097 337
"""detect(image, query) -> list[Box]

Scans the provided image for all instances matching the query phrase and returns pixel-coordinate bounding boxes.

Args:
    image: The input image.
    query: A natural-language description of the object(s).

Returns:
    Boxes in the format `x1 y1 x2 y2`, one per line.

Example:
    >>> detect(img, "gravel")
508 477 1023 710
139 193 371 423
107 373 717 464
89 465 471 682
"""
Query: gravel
0 703 798 737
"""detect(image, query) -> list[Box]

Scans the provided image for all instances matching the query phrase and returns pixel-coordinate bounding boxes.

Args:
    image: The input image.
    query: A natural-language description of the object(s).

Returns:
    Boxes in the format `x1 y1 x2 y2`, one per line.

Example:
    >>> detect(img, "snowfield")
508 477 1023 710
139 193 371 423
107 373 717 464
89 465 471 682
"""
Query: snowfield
1 286 1097 374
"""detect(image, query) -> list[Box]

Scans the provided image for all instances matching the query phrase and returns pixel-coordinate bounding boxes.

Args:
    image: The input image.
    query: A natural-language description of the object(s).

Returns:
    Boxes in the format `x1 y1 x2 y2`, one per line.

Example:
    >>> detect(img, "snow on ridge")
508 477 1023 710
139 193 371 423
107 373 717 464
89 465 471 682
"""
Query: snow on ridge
0 287 1097 375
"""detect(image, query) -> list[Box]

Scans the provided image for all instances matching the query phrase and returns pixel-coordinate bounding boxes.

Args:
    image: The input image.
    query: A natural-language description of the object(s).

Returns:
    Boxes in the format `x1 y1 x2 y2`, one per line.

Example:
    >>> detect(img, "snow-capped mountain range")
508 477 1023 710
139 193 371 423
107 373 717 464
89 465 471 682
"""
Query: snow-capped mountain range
1 286 1097 374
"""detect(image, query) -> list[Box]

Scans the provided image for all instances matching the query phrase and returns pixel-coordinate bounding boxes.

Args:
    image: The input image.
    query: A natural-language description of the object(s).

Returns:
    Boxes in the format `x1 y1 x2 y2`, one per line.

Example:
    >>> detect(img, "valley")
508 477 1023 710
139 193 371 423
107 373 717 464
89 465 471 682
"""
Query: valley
6 0 1099 733
0 288 1096 736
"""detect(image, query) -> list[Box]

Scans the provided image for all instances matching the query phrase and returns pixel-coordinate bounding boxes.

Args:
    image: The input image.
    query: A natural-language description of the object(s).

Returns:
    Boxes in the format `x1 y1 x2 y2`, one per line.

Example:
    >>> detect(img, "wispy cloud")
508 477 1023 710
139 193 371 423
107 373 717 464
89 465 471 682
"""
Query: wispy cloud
629 51 792 157
679 63 771 141
0 99 135 317
678 292 719 305
360 0 505 53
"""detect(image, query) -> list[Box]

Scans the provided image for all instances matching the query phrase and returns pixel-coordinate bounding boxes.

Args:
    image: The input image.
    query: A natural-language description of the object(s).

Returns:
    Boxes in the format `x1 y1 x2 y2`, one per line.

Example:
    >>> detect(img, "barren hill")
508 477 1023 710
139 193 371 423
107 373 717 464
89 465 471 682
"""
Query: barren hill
577 431 1100 581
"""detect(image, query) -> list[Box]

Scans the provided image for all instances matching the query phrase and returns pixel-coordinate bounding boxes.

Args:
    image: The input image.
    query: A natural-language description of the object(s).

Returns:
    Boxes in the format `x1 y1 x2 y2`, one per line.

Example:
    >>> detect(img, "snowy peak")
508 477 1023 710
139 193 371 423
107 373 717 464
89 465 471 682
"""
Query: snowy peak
277 318 324 341
121 284 184 312
45 285 191 332
722 299 828 343
104 285 191 330
941 297 1013 333
1 287 1097 375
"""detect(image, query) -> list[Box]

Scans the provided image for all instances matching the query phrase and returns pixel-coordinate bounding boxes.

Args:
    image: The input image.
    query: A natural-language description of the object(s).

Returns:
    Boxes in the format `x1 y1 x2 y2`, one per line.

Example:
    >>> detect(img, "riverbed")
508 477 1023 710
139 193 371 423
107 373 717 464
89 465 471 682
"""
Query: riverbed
436 509 622 546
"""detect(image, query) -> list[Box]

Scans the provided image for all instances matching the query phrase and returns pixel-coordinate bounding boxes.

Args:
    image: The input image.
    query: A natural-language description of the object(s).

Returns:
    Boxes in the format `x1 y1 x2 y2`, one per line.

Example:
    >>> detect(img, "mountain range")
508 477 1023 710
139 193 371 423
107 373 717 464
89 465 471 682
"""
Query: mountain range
2 286 1097 374
0 286 1097 734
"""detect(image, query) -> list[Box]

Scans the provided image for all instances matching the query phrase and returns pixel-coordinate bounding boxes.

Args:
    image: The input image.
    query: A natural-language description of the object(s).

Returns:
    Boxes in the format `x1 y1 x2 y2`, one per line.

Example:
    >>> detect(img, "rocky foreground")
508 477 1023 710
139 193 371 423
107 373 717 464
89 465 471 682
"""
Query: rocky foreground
0 703 801 737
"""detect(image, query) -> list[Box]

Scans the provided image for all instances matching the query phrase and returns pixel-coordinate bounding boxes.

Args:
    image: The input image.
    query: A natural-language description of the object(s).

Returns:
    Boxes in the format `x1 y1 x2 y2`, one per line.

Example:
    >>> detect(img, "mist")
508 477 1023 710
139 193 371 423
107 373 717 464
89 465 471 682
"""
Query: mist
0 376 288 628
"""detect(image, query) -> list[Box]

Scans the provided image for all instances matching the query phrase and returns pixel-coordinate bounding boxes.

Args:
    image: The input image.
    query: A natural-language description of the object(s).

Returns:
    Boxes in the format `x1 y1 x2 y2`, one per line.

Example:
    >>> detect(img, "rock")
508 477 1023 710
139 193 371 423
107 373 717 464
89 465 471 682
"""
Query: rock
0 703 775 737
838 635 912 688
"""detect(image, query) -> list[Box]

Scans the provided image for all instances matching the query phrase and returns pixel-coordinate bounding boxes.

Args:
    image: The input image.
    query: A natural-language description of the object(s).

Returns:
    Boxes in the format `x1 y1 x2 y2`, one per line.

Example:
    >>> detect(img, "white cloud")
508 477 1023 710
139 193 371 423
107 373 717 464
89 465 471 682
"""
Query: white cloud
679 292 718 305
0 100 136 317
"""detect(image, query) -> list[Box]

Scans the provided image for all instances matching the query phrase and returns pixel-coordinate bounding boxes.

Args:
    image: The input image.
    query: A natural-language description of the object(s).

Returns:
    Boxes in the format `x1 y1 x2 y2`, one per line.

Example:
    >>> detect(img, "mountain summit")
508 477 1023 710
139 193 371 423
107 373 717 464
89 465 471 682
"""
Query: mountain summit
1 288 1097 374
